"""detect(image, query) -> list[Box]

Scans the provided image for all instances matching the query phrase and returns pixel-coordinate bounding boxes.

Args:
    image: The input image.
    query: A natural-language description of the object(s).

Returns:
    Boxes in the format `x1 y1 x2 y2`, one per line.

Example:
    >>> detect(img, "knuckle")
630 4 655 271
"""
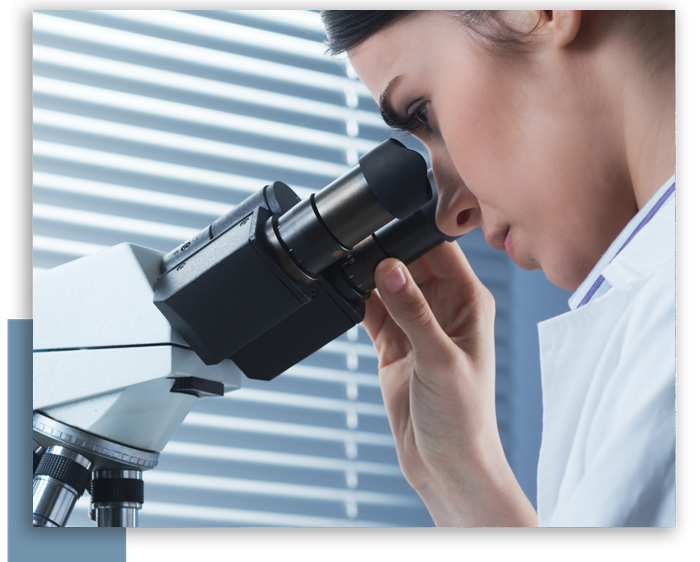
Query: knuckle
476 290 496 324
402 296 434 329
481 288 496 318
458 282 496 322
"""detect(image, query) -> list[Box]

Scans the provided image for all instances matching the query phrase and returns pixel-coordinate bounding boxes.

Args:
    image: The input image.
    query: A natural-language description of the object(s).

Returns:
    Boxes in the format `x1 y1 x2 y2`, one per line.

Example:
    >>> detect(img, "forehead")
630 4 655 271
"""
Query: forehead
348 12 462 101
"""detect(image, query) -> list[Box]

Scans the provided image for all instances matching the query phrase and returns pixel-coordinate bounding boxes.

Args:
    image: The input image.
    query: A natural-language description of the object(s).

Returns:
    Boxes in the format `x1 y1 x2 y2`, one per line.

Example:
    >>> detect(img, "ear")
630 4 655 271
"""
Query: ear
546 10 582 47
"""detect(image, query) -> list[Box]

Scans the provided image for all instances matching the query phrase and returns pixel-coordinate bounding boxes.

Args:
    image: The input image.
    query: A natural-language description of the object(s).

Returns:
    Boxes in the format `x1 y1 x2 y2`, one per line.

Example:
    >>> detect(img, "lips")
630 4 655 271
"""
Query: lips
486 226 523 267
504 229 518 264
485 226 509 252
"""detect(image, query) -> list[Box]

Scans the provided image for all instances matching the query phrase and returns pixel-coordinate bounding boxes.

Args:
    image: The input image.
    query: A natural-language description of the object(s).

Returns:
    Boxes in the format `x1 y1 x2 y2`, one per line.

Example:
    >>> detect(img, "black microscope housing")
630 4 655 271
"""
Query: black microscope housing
153 139 456 381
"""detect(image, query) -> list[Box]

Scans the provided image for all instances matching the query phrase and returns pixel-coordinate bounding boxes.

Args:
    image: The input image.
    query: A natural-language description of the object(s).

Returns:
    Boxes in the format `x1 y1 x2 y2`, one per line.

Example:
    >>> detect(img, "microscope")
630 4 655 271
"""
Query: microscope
32 139 456 528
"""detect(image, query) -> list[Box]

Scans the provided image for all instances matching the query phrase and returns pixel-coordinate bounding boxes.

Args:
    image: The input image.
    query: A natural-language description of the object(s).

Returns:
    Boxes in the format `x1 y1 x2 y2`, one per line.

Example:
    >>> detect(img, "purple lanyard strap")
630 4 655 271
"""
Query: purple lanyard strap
577 182 676 308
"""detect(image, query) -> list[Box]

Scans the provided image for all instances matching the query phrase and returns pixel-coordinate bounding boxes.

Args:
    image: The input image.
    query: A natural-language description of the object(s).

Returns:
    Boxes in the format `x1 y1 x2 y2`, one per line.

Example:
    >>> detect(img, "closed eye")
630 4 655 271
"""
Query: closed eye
381 100 432 136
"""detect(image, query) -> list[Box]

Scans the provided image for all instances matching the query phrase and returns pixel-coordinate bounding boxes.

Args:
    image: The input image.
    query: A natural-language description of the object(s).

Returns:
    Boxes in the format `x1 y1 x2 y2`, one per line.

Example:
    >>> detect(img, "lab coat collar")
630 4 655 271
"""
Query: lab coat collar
602 192 675 292
568 175 676 310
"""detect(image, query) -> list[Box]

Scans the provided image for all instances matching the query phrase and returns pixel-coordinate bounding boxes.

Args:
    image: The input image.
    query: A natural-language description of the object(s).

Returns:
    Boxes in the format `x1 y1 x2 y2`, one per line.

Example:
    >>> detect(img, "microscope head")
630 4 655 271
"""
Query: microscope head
31 138 453 527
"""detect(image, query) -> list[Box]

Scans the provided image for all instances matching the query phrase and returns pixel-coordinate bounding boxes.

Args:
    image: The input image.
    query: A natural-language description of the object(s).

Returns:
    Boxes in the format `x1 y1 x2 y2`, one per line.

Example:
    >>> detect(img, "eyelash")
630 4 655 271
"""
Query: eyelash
385 101 432 136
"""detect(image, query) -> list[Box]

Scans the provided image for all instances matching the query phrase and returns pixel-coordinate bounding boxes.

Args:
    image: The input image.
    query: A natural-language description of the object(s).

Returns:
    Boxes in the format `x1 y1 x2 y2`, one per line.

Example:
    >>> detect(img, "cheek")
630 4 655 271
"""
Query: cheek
437 69 588 226
437 68 532 203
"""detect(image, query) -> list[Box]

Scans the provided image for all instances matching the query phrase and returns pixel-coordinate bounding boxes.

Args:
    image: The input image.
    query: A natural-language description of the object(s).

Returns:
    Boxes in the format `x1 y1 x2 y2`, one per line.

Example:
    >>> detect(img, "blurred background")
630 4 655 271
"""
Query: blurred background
32 10 569 527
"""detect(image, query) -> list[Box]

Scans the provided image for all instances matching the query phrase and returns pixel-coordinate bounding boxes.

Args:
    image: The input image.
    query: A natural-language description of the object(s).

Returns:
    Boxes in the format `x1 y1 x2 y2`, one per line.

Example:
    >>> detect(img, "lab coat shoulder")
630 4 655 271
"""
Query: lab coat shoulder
537 201 675 527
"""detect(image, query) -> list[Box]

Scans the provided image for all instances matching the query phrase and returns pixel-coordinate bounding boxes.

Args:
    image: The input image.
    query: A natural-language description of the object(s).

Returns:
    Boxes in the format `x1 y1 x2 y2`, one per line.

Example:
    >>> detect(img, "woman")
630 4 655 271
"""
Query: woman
320 10 675 527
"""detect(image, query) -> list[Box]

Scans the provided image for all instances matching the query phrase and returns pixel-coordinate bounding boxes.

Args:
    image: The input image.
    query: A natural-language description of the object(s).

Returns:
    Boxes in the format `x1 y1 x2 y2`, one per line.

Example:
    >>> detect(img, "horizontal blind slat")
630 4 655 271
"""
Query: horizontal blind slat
184 413 395 446
163 441 402 476
232 10 327 33
226 388 387 416
33 46 384 128
34 172 232 215
34 203 196 240
69 496 386 527
145 471 422 506
34 140 315 199
34 13 370 96
99 10 328 61
34 108 351 178
34 77 377 153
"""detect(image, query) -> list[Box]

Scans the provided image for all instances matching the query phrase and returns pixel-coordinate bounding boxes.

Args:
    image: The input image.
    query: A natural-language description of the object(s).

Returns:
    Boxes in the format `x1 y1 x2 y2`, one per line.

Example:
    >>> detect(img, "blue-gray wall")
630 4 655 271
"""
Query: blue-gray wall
508 267 570 507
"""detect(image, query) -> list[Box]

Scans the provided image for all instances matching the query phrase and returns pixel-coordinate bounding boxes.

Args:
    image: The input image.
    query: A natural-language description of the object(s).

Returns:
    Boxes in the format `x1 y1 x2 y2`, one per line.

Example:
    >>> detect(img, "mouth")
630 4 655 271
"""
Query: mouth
504 229 517 264
486 226 522 268
485 226 509 252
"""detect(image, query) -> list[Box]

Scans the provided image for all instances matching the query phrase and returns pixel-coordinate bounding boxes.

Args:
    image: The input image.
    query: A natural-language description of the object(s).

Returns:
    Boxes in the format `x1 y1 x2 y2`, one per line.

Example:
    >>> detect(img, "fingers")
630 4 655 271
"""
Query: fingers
374 258 452 365
364 244 464 340
362 291 411 368
361 290 388 343
366 242 491 370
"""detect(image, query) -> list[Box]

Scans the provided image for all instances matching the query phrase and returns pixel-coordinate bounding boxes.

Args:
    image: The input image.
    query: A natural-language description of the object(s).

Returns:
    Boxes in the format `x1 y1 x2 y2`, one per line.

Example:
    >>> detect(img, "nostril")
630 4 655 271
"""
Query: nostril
457 209 471 225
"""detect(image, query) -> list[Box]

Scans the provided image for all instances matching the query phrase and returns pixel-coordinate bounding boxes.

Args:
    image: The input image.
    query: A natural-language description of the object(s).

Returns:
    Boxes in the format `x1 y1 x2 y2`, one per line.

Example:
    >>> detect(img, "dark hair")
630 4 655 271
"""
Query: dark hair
320 10 552 57
321 11 675 62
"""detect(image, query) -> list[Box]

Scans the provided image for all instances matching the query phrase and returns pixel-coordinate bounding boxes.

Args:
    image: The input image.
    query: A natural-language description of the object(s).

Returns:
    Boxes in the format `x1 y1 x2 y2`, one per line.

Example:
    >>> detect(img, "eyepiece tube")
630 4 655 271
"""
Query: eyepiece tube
327 169 458 302
271 139 431 279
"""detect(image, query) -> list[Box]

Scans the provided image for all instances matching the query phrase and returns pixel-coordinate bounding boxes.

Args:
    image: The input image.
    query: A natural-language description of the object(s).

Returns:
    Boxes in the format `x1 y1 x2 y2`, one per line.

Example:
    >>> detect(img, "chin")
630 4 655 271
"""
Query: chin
540 256 586 293
541 260 588 293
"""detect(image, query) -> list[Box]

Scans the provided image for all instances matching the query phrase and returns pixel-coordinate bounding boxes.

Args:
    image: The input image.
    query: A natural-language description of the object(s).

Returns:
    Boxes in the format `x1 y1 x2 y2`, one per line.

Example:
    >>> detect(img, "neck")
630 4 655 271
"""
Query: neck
608 14 676 208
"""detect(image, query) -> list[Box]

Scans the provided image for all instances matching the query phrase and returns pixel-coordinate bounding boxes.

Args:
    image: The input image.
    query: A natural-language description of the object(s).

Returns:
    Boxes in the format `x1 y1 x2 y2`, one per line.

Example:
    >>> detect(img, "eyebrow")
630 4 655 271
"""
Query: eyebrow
378 75 404 129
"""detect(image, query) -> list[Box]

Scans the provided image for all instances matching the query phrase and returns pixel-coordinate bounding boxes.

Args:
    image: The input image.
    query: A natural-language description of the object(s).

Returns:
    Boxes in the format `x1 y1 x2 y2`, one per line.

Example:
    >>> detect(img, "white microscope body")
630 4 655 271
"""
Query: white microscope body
32 243 241 527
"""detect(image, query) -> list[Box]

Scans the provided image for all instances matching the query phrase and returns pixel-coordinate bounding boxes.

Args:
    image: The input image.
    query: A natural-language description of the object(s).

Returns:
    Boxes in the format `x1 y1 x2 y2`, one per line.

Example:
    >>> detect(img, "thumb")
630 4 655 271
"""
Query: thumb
374 258 451 364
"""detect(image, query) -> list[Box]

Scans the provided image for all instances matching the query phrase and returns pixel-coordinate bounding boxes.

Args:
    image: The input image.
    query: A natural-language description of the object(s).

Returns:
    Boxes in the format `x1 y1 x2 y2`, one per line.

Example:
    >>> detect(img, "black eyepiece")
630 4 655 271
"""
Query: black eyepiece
270 139 431 279
359 138 432 219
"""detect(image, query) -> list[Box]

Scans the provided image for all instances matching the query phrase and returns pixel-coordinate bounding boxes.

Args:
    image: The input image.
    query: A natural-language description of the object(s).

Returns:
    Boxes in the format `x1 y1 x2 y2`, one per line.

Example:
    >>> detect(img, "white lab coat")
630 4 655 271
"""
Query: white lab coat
536 197 676 527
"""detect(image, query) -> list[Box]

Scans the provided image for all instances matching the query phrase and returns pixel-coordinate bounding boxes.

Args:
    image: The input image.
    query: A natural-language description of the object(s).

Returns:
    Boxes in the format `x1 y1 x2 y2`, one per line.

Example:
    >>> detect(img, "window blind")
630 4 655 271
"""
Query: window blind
33 10 514 527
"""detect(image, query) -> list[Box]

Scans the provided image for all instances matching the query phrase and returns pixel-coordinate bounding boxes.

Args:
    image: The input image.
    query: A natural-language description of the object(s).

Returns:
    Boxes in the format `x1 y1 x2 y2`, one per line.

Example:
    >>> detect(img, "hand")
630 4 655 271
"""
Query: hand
364 241 536 526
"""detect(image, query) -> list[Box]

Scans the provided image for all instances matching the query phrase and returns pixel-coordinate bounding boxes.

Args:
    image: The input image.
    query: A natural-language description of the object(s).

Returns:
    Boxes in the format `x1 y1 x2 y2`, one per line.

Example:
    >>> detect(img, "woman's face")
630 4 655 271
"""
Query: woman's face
349 11 637 291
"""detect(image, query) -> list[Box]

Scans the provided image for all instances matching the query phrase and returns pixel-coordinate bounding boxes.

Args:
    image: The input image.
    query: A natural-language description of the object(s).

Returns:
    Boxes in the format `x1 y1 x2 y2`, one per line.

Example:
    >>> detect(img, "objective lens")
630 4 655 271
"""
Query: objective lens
33 446 92 527
269 139 431 280
91 470 144 527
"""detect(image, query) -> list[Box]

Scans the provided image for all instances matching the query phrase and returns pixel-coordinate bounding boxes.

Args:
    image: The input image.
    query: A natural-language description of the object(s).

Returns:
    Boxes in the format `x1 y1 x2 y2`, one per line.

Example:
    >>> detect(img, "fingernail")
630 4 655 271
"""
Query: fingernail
382 265 406 294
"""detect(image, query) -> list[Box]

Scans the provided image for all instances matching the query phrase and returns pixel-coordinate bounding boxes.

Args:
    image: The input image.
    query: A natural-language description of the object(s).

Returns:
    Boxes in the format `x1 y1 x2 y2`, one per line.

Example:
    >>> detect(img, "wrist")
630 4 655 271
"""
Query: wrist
414 449 538 527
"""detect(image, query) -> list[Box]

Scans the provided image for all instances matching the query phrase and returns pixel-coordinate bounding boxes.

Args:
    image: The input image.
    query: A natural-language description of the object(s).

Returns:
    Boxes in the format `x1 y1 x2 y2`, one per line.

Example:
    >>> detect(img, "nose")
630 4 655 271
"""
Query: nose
429 148 479 238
